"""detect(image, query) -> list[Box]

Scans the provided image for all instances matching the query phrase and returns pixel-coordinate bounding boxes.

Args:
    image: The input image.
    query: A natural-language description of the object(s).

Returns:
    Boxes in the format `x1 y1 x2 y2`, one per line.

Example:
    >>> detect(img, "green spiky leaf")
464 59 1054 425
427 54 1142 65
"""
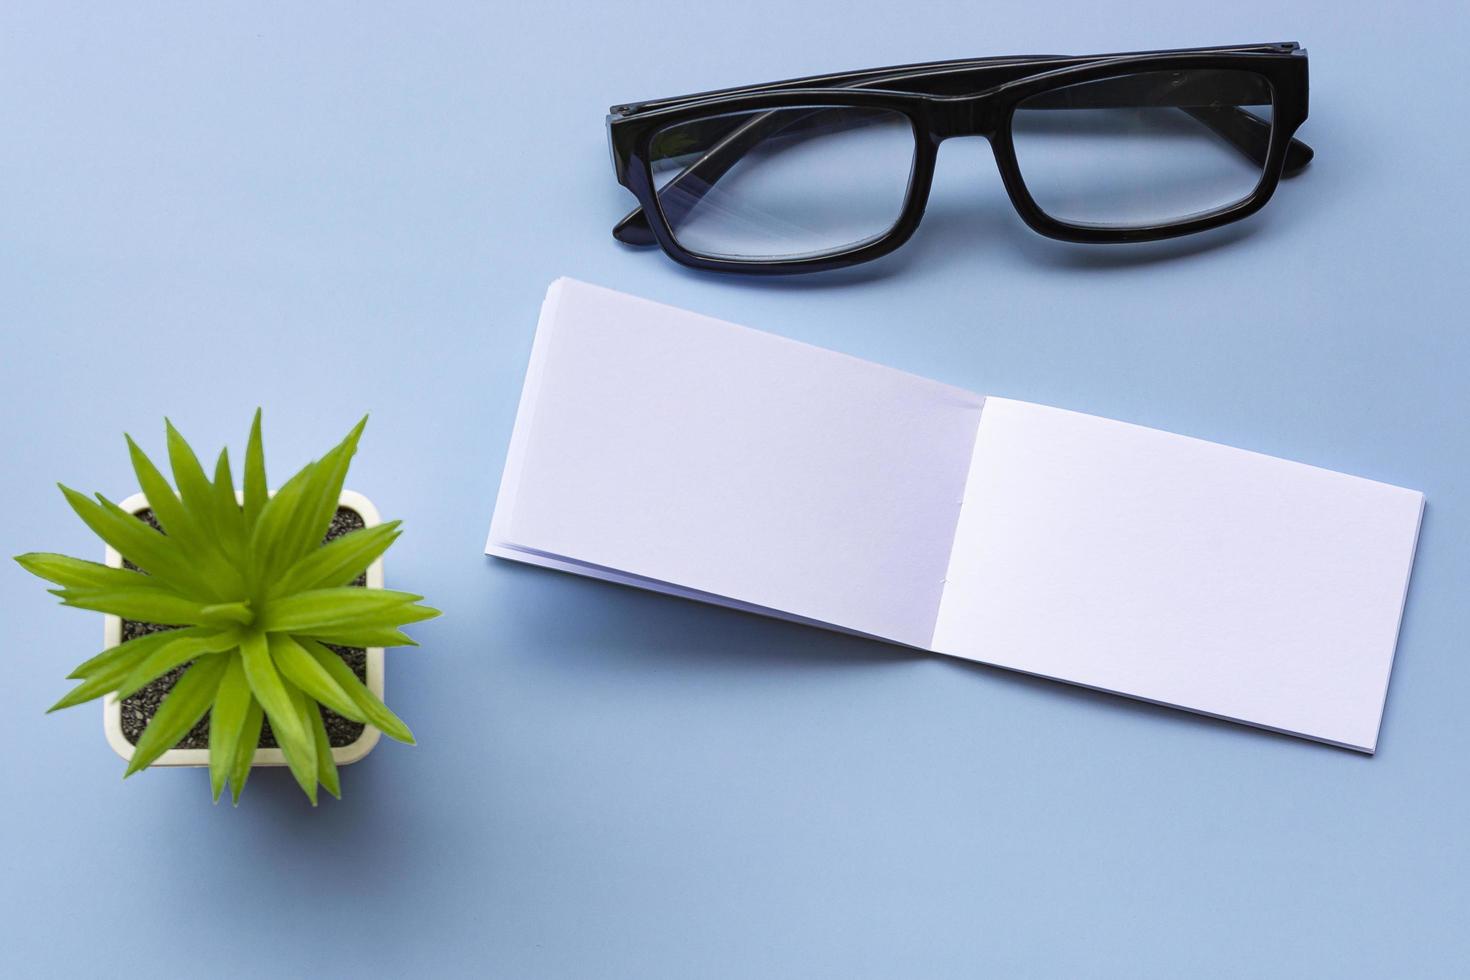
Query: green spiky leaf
125 655 229 776
115 629 240 700
275 416 365 576
240 630 307 753
125 433 201 547
48 632 189 711
211 449 248 564
271 634 366 723
66 627 195 681
310 701 341 800
16 412 437 803
50 588 251 628
295 625 421 648
301 638 415 744
209 654 253 803
243 409 267 529
280 675 321 805
165 419 217 532
272 521 400 596
57 486 203 597
16 553 177 595
229 700 264 806
261 587 431 632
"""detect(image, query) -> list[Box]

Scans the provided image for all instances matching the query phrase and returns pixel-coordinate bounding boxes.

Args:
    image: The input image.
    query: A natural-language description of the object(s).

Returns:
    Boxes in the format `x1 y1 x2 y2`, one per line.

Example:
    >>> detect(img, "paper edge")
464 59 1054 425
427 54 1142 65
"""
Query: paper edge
486 277 567 554
1362 489 1427 754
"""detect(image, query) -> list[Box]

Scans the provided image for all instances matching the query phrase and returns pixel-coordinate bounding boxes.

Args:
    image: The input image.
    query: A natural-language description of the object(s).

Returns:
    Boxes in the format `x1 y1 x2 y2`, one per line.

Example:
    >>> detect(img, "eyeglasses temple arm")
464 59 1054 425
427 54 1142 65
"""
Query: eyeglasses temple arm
613 206 659 246
614 109 820 245
613 205 660 246
1016 78 1313 175
1182 106 1313 175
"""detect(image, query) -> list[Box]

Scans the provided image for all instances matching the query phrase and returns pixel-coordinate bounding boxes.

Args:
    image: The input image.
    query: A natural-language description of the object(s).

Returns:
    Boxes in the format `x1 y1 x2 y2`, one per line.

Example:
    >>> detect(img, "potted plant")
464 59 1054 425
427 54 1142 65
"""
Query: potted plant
14 411 438 805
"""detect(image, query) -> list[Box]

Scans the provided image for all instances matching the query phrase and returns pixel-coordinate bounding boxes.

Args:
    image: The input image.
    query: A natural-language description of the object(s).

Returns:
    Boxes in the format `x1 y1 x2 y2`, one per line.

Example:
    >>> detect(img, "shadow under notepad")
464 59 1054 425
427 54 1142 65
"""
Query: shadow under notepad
493 558 1356 754
493 558 914 672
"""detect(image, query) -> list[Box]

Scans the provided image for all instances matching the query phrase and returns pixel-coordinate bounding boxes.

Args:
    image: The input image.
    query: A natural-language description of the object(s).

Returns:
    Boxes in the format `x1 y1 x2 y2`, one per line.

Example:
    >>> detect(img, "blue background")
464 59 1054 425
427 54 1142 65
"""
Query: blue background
2 3 1467 977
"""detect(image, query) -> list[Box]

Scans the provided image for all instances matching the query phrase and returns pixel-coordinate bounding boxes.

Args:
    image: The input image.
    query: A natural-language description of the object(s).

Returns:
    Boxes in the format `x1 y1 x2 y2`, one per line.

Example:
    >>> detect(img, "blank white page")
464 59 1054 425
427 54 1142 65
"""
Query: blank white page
489 279 984 646
931 398 1424 752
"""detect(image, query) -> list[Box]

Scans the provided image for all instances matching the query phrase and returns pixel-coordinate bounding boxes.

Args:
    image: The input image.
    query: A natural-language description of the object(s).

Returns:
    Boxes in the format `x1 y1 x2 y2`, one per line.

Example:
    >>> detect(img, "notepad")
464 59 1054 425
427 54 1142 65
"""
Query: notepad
488 278 1424 752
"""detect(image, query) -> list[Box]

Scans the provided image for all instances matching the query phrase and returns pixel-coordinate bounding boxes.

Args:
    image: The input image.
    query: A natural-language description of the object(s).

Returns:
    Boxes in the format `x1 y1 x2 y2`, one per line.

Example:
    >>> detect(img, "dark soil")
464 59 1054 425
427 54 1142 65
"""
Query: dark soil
119 507 370 750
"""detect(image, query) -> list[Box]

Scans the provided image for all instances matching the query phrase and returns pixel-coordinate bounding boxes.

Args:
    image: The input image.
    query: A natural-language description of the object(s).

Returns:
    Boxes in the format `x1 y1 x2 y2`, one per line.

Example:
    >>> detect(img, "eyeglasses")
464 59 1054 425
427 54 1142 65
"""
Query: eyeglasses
606 42 1312 275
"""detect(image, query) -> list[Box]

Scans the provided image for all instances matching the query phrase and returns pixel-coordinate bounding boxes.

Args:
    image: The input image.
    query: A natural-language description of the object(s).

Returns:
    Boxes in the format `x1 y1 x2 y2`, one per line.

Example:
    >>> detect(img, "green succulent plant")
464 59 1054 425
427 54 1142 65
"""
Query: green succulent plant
14 411 438 805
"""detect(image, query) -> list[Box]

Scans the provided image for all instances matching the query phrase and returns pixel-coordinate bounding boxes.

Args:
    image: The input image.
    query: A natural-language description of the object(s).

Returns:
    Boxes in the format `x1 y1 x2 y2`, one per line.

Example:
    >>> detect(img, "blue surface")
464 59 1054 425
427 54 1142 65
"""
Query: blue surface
2 3 1468 977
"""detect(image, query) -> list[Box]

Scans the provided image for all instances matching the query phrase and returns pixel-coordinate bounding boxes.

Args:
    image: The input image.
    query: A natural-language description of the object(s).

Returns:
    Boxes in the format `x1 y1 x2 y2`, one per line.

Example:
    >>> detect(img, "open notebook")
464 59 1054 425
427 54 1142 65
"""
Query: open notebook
488 278 1424 752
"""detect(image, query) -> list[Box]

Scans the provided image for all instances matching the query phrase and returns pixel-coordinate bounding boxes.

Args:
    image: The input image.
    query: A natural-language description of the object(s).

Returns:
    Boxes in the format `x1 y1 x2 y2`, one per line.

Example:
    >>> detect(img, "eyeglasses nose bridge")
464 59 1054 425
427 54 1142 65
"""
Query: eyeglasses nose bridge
927 93 1002 142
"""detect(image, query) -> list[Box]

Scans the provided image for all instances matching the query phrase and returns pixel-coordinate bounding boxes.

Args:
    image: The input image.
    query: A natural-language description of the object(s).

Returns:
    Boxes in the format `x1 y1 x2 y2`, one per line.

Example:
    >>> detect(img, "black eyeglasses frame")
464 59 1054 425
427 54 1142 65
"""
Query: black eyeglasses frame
606 42 1312 275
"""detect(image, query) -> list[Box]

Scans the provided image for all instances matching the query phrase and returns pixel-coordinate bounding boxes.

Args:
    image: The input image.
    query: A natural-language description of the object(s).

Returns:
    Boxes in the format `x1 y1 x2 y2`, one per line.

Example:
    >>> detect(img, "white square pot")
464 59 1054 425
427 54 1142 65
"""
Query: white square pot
101 489 386 768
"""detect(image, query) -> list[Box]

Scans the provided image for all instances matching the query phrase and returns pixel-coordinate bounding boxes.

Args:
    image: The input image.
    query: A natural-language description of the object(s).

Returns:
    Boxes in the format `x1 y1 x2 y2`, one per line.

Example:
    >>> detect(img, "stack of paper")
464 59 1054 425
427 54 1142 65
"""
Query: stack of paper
489 278 1424 752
